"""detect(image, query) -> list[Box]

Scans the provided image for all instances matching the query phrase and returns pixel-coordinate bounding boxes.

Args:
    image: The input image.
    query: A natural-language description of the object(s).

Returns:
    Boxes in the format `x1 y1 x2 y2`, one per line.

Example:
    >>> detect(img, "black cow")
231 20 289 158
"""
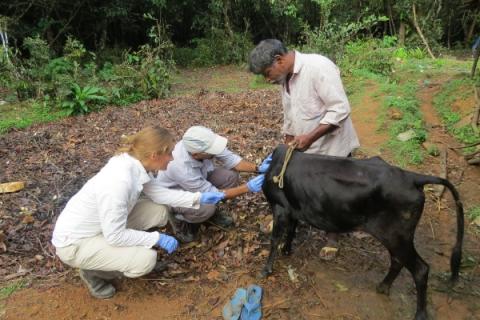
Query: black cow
261 145 464 320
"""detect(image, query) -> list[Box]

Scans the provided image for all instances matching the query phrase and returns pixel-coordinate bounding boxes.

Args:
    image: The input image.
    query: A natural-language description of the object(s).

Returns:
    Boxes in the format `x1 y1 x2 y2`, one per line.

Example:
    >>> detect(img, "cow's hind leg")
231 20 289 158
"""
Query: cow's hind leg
390 241 429 320
282 217 298 256
261 204 289 278
376 252 403 295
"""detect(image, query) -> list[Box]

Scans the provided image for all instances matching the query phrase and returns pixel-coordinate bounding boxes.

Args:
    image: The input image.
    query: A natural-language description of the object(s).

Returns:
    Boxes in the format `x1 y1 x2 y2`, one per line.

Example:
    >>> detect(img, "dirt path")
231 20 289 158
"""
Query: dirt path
350 80 389 155
2 70 480 320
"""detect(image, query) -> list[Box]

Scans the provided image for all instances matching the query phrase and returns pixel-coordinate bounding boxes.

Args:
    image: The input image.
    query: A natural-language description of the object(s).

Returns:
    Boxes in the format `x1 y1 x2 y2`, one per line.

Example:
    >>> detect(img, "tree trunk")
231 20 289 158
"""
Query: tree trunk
466 12 478 44
399 22 406 45
447 13 452 50
386 0 396 35
412 4 436 59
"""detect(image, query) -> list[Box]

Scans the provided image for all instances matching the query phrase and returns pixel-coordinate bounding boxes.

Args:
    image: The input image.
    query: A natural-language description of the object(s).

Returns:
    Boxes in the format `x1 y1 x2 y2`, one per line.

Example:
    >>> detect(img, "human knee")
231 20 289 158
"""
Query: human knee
224 170 239 188
123 249 157 278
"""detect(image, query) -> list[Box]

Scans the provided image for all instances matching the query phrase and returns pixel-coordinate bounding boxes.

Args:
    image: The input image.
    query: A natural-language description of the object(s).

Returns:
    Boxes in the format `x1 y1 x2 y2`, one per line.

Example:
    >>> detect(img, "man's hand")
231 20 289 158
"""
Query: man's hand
258 154 272 173
246 174 265 192
157 233 179 254
284 134 294 144
292 134 314 151
200 192 225 204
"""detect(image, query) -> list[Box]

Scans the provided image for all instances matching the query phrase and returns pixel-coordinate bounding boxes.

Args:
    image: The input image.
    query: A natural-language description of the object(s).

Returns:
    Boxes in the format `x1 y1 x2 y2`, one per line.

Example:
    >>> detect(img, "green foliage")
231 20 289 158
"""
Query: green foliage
393 47 426 60
426 144 440 156
61 84 107 115
467 206 480 222
187 28 253 67
301 14 389 62
249 74 274 90
467 205 480 234
340 39 394 75
433 78 480 145
23 36 50 69
0 98 67 134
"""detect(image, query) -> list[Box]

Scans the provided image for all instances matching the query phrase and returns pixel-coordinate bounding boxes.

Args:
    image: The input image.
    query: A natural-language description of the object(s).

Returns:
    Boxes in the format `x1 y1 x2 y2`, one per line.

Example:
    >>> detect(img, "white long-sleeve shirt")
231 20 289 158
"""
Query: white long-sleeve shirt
144 141 241 193
52 153 200 248
282 51 360 156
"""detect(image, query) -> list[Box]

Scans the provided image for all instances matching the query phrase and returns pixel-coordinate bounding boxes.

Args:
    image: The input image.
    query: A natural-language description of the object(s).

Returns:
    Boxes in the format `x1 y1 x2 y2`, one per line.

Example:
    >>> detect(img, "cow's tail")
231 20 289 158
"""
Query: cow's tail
414 174 464 282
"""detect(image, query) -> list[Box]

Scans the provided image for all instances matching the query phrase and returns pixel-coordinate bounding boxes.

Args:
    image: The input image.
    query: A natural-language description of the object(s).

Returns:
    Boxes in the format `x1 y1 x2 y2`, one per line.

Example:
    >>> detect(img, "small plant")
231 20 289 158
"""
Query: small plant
467 206 480 232
0 280 26 300
426 144 440 156
61 83 107 115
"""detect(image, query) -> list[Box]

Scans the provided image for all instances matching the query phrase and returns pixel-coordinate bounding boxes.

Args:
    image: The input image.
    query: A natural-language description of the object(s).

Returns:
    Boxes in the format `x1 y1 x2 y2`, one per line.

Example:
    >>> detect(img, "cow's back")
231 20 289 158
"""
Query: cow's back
263 145 425 232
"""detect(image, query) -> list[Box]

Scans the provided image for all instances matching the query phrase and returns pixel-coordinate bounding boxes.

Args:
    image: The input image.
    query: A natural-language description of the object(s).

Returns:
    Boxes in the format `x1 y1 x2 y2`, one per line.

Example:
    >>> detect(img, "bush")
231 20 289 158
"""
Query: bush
340 39 394 75
61 83 107 115
300 15 389 62
180 28 253 67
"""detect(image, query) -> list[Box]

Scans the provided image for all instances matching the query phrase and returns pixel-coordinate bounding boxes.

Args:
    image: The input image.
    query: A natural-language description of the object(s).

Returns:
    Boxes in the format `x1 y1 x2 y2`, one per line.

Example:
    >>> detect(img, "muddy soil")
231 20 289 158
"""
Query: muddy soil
1 68 480 320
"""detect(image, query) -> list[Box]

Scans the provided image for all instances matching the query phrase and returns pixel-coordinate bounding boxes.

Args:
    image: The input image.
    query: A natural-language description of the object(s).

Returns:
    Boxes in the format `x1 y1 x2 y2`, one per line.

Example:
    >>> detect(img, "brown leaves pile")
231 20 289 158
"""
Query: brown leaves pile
0 89 282 279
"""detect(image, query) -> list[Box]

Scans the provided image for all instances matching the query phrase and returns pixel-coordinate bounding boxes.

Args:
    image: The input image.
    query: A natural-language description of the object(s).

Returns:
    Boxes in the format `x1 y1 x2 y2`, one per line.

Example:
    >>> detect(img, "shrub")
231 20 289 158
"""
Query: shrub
340 39 394 75
61 83 107 115
189 28 253 67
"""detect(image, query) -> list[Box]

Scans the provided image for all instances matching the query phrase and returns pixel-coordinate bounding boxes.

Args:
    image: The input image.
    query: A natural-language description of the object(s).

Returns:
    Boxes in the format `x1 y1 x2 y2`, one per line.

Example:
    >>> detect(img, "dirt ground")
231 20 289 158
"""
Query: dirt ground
1 66 480 320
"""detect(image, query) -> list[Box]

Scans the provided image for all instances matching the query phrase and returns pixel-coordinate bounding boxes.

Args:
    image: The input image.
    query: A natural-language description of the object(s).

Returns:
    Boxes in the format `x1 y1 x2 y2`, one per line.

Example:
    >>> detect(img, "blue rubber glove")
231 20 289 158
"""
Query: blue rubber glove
246 174 265 193
157 233 178 254
200 191 225 204
258 154 272 173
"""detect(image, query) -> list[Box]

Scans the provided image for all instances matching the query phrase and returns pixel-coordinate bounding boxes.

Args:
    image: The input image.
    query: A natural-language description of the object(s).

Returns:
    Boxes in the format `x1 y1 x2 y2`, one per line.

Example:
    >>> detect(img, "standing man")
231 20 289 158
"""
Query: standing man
248 39 360 260
144 126 269 243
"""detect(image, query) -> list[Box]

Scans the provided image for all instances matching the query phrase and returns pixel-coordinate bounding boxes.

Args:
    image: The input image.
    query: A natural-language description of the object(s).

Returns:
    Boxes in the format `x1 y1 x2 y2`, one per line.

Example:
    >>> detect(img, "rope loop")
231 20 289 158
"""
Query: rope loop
272 143 297 189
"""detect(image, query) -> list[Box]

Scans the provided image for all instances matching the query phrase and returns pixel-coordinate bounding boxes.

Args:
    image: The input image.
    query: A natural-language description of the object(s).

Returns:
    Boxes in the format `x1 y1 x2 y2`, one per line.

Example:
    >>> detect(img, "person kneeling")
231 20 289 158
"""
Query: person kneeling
144 126 270 243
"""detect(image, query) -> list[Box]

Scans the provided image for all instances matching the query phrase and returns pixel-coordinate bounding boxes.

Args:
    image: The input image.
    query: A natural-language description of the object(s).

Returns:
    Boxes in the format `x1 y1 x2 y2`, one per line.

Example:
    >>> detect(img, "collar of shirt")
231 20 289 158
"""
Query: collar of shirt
119 153 151 187
283 51 304 92
292 50 304 75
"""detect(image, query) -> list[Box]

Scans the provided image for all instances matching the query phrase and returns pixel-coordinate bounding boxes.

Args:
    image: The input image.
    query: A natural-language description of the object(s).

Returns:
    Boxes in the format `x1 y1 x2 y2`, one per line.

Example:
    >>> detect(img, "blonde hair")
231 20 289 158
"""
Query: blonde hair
117 126 175 162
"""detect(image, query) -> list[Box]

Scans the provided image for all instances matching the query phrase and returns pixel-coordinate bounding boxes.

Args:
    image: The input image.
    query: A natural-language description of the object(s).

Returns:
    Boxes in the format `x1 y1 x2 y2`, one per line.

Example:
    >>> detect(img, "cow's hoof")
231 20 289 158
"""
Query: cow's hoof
376 283 390 296
414 310 428 320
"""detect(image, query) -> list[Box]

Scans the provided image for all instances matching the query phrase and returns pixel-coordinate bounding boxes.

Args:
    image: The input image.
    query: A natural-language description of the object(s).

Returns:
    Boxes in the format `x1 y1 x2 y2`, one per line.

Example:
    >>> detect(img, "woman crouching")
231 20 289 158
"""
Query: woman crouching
52 126 181 299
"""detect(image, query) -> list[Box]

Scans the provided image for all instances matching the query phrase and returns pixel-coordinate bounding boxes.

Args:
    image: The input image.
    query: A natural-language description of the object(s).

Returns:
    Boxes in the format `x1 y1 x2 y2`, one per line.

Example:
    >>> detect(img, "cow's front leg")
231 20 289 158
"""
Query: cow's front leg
282 217 297 256
261 205 288 278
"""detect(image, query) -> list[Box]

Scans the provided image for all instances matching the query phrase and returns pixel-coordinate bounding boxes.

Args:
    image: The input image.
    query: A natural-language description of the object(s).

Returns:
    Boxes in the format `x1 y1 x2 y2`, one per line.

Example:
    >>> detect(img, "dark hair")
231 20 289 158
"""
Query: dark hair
248 39 288 74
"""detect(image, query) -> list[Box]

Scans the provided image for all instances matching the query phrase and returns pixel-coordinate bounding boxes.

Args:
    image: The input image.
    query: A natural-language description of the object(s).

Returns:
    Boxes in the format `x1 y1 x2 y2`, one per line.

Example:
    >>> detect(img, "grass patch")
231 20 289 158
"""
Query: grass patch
0 280 26 315
249 74 275 90
433 78 480 148
467 206 480 221
379 78 426 166
0 281 25 300
0 100 69 134
467 206 480 234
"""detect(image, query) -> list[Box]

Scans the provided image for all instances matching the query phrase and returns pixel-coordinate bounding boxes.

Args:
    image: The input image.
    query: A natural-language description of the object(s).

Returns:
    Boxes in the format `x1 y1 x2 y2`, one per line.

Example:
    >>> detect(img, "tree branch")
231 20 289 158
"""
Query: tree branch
412 4 436 59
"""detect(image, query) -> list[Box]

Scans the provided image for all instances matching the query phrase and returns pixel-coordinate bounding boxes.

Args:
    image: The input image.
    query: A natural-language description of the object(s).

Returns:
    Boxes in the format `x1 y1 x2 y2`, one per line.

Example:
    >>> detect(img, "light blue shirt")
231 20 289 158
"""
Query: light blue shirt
148 141 242 193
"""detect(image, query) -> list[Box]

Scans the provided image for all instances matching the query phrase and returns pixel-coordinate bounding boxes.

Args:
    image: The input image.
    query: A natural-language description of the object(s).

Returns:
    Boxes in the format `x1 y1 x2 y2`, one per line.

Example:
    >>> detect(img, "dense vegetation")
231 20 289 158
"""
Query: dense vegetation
0 0 479 133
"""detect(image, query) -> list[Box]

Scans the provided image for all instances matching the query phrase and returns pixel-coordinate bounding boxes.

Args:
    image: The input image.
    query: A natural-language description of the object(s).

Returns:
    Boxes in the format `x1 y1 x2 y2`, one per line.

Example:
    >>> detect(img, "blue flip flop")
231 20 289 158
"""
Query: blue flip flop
222 288 247 320
240 285 262 320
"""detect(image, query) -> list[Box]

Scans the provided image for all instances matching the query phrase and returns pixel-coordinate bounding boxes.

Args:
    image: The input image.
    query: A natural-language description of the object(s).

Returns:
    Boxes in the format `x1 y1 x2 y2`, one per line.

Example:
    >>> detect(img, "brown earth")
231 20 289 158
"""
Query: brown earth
1 67 480 320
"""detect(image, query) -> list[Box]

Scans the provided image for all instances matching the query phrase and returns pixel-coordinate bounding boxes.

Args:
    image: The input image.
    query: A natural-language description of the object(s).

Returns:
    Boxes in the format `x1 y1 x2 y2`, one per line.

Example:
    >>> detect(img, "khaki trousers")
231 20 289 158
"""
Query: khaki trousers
55 199 169 278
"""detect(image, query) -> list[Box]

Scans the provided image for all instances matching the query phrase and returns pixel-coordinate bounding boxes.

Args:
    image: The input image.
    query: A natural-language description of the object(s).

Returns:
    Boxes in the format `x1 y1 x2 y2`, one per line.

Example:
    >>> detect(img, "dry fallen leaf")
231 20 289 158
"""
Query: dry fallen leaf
207 270 221 281
22 214 35 224
0 181 25 194
0 230 6 252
